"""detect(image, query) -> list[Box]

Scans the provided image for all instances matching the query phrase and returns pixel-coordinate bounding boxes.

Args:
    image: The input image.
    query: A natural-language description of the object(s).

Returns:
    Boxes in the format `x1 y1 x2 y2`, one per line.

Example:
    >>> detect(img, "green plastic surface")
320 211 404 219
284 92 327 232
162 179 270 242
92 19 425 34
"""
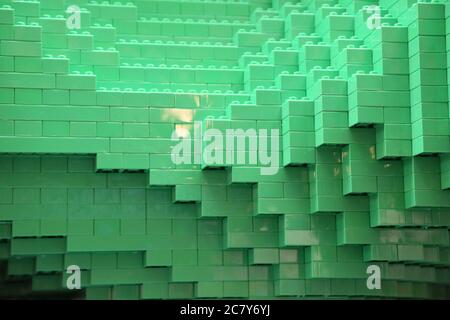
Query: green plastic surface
0 0 449 299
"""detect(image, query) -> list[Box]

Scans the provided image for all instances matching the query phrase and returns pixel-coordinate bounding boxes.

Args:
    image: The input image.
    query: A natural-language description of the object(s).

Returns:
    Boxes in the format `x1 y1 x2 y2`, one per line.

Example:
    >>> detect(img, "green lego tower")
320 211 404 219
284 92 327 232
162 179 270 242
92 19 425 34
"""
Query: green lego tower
0 0 449 299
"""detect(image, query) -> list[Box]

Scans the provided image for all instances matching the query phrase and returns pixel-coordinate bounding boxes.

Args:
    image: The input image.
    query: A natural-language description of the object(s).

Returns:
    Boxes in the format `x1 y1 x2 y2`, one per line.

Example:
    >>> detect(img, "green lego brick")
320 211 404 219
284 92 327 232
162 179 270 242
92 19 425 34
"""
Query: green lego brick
1 40 41 56
11 1 40 17
0 0 448 301
56 73 96 90
0 6 14 25
42 56 69 74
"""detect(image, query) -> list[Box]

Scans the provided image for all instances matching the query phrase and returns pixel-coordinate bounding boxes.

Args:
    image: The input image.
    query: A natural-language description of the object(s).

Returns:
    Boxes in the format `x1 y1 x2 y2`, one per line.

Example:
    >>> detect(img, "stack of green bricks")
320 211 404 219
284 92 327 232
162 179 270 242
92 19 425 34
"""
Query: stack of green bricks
0 0 449 299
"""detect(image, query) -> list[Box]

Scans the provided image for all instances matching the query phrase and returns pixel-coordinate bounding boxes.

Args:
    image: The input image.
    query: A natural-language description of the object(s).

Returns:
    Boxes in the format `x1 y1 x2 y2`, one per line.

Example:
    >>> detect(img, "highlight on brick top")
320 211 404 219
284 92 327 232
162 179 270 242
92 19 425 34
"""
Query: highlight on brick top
171 120 280 175
0 0 449 301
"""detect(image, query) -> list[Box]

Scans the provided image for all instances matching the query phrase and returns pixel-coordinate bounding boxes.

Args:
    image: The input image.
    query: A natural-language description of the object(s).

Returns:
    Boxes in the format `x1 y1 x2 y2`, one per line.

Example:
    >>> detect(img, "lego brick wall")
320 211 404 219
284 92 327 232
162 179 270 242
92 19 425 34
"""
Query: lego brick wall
0 0 449 299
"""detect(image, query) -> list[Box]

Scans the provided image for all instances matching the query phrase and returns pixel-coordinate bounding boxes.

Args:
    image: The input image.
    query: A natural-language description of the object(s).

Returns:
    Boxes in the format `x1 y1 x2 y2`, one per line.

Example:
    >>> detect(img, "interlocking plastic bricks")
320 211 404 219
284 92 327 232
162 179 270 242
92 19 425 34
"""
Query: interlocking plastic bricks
0 0 449 301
